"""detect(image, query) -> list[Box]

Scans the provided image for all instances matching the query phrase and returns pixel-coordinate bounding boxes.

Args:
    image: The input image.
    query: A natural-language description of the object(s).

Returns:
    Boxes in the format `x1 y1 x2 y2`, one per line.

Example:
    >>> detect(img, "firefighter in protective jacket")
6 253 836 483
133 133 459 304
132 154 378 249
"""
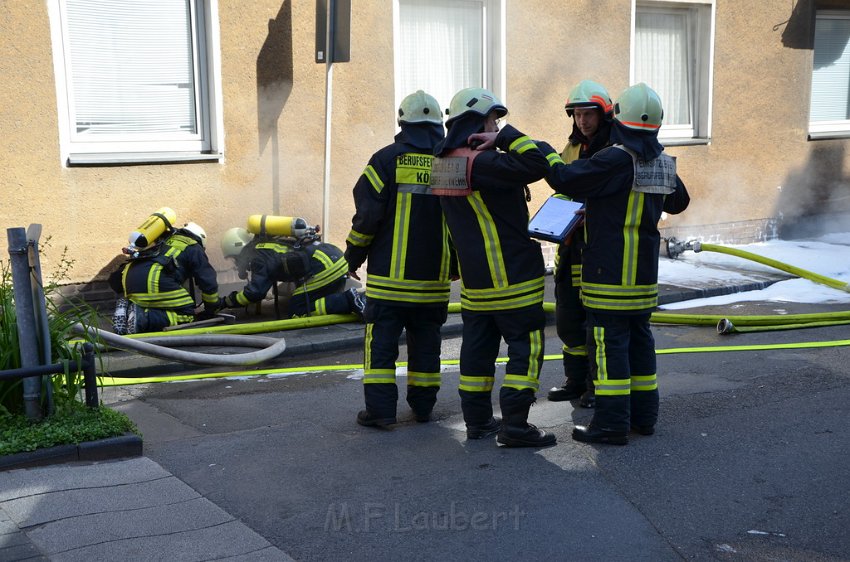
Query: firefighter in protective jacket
345 90 453 427
111 222 221 334
539 83 690 445
435 87 556 448
546 80 615 408
220 227 365 319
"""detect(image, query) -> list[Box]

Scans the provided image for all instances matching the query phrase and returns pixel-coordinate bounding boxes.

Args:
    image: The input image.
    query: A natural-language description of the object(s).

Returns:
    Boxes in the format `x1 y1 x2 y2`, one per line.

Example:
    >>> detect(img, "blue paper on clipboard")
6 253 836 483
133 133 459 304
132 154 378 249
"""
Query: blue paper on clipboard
528 196 584 243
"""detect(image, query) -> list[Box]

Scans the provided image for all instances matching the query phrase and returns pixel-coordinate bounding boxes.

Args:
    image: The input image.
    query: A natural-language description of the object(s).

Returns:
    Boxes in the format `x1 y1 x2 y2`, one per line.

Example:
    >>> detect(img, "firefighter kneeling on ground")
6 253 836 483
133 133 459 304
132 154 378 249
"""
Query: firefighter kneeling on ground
110 220 222 334
219 221 366 319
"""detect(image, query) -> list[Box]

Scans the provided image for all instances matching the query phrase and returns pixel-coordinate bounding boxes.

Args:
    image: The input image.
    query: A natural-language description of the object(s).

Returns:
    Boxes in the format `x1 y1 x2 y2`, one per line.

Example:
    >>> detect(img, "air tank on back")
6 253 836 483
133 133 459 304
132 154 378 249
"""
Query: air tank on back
247 215 312 238
128 207 177 248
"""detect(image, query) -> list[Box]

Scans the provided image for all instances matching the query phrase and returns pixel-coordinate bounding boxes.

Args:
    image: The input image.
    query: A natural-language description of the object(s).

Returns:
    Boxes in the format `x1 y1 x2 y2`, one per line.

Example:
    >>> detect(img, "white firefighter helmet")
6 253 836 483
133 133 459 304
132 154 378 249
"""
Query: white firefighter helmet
220 227 254 259
398 90 443 126
445 87 507 126
614 83 664 132
182 222 207 247
565 80 614 117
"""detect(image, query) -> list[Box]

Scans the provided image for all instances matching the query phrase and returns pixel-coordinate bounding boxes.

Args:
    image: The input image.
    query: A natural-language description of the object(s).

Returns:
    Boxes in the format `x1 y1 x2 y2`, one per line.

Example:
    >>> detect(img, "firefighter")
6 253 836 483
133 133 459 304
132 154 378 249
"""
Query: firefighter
345 90 453 427
546 80 615 408
110 221 221 334
435 87 555 448
220 226 366 318
539 83 690 444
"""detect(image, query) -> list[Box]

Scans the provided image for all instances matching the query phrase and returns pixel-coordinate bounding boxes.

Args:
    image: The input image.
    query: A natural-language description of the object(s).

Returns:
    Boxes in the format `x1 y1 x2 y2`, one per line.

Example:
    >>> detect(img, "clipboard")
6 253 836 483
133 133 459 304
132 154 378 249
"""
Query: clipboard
528 196 584 243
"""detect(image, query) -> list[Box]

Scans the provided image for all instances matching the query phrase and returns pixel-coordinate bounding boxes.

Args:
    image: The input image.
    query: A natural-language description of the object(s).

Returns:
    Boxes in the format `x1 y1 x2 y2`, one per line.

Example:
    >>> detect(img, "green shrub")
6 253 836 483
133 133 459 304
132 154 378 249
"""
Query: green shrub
0 401 137 455
1 242 138 456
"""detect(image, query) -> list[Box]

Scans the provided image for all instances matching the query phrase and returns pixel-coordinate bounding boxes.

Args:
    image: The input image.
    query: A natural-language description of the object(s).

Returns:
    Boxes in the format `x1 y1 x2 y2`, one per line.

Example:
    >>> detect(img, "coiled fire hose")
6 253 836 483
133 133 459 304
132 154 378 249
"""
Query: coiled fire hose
72 323 287 366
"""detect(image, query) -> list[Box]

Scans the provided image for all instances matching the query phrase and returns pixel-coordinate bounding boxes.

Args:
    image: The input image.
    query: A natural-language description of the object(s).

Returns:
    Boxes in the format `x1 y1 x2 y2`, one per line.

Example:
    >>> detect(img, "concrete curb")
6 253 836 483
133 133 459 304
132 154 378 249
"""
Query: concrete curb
0 432 142 472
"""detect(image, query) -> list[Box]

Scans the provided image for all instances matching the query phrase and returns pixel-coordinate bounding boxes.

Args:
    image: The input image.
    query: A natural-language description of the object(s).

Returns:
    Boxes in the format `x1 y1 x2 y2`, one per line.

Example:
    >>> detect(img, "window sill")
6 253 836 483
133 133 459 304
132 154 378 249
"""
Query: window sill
807 131 850 141
659 137 710 147
67 152 222 166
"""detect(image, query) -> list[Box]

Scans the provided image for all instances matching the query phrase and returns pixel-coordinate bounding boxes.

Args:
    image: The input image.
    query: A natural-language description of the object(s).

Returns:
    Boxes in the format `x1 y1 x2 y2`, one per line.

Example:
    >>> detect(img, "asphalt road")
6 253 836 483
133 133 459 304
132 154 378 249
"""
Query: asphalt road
104 301 850 561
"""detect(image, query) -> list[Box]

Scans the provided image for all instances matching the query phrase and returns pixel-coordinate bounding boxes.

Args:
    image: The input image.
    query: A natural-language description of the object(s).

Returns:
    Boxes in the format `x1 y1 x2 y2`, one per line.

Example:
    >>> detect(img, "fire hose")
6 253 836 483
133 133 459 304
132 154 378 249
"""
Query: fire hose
78 241 847 374
660 239 850 333
71 323 287 366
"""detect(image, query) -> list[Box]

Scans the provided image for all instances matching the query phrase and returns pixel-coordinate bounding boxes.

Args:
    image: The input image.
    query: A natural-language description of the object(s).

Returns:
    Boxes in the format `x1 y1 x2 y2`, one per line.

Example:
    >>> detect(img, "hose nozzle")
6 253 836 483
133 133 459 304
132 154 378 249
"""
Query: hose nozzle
664 237 696 259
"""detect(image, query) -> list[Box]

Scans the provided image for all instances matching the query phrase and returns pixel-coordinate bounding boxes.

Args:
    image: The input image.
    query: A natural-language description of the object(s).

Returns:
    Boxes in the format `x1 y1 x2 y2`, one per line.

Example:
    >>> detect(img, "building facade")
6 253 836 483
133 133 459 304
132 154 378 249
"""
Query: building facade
1 0 849 287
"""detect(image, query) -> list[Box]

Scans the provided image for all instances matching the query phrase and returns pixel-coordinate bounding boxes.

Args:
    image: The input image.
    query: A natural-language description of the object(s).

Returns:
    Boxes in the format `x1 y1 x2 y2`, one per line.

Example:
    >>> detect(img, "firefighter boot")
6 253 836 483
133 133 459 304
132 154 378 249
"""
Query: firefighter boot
572 394 629 445
630 380 659 436
461 390 500 439
356 410 397 428
496 395 556 448
406 385 438 423
547 351 589 401
579 366 597 408
345 288 367 320
547 379 586 401
359 383 398 428
572 424 628 445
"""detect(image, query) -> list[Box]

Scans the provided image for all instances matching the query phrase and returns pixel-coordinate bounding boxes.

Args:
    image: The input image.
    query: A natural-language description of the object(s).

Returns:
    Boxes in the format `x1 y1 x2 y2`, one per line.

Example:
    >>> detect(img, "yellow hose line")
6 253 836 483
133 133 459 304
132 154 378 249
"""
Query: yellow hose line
721 319 850 334
651 310 850 326
119 313 358 338
697 243 850 293
96 337 850 386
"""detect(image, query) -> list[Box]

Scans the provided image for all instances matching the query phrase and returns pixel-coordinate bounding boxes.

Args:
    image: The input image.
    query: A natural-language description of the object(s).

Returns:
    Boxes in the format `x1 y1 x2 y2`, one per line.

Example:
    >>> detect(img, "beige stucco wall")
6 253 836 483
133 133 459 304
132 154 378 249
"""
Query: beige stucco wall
1 0 849 286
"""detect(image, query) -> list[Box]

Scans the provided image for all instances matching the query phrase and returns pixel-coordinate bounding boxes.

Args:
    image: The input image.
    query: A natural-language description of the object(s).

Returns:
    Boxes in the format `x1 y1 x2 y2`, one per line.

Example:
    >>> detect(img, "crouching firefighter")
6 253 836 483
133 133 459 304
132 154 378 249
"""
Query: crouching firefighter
219 220 366 319
110 217 222 334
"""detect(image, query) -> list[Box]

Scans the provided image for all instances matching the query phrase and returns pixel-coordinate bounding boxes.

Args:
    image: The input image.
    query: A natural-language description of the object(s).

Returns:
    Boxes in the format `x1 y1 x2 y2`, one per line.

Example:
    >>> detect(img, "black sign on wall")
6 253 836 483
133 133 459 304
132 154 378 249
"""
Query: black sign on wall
315 0 350 63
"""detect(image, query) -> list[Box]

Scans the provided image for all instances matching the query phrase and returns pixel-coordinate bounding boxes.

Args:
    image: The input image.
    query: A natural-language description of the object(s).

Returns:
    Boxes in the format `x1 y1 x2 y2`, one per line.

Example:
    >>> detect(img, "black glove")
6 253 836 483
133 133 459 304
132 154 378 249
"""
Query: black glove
197 297 225 320
223 292 240 308
535 140 557 157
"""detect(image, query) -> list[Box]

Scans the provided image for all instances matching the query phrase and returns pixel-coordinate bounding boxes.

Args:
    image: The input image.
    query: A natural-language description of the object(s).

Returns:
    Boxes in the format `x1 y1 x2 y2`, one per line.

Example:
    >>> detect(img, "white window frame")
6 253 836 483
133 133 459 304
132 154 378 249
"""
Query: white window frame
631 0 715 144
392 0 506 130
47 0 224 166
809 10 850 139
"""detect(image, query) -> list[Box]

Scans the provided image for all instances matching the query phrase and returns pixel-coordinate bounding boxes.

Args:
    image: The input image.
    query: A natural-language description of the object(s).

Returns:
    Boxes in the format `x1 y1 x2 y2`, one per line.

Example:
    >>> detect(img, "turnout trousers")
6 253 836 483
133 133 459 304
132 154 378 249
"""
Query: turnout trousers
362 301 447 419
458 307 546 424
585 310 659 433
289 278 350 317
554 241 592 391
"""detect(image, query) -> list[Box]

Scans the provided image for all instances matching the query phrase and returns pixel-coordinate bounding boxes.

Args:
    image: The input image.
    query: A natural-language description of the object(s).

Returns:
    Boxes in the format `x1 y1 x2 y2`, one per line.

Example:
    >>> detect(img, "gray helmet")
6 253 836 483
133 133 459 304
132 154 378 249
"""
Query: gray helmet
398 90 443 125
565 80 614 117
614 83 664 132
220 227 254 259
445 87 507 126
182 222 207 247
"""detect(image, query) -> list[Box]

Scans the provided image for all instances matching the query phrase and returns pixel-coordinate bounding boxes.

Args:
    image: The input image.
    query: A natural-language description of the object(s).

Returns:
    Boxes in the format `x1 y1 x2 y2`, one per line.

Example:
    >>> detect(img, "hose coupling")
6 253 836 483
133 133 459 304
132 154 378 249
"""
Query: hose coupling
716 318 734 335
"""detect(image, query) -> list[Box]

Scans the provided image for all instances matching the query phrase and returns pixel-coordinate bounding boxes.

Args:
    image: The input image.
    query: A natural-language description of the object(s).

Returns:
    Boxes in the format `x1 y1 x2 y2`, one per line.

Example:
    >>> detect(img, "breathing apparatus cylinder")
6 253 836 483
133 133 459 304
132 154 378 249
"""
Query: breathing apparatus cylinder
129 207 177 248
247 215 312 238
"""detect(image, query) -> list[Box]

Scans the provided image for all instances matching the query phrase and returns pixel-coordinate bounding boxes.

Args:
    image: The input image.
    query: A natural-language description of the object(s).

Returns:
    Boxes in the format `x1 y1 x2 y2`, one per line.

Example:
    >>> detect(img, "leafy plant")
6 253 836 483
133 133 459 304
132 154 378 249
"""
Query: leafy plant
0 260 23 414
1 241 138 456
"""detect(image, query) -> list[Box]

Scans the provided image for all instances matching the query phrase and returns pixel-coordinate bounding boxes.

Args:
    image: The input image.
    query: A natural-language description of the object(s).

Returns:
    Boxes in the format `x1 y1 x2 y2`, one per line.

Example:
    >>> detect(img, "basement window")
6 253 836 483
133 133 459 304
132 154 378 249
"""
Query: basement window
809 11 850 139
633 1 715 144
48 0 224 165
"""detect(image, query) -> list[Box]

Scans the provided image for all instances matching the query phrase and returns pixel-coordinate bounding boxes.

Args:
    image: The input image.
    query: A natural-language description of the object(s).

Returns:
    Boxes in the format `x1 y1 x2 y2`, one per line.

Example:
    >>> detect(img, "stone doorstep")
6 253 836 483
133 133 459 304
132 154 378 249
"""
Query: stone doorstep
0 433 142 472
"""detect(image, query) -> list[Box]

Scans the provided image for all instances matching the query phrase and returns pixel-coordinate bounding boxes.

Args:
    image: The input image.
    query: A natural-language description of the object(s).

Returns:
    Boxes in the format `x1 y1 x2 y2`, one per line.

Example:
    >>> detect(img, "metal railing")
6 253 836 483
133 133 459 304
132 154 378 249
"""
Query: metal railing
0 342 99 409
